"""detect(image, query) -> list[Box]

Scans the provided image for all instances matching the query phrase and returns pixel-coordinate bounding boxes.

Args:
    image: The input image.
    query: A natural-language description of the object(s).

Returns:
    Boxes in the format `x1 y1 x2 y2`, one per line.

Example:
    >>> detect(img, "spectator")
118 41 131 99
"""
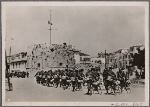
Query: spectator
27 72 29 78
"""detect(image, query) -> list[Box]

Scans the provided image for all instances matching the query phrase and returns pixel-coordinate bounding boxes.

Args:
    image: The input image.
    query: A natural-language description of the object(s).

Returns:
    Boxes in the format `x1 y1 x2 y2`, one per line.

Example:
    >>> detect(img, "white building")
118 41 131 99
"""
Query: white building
9 52 27 72
73 50 91 64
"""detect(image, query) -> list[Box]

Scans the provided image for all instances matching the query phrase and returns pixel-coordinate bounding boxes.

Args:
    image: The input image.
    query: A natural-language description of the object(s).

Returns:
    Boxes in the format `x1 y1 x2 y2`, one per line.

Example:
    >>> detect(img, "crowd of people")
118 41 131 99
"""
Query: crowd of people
6 71 29 78
34 67 136 95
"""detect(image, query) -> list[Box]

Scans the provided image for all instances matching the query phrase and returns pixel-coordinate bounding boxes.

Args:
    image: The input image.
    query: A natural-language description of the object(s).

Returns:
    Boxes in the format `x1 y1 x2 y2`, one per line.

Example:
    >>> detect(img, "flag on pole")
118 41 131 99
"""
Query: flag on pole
48 20 52 25
48 20 50 24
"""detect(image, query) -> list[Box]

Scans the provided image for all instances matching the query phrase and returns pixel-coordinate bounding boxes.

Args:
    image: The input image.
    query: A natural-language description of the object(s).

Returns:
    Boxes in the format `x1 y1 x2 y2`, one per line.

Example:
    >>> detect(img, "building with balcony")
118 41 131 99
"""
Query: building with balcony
73 50 90 64
9 52 27 72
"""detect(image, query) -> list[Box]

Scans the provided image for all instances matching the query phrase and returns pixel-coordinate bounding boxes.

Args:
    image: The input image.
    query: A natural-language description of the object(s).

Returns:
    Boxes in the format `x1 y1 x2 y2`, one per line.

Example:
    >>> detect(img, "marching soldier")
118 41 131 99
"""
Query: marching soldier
117 68 126 91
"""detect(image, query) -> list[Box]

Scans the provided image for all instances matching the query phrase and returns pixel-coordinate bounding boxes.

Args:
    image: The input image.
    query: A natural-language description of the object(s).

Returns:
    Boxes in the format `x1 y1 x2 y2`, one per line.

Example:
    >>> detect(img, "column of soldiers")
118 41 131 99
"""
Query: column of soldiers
34 67 135 95
7 71 29 78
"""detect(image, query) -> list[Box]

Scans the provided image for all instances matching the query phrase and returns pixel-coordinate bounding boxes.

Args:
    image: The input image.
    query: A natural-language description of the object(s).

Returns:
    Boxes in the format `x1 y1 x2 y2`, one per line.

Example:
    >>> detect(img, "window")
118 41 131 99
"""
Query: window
16 63 17 68
67 60 68 63
59 63 63 66
80 57 82 61
128 55 130 58
22 54 24 58
37 63 40 67
13 63 14 69
19 62 20 68
27 62 29 67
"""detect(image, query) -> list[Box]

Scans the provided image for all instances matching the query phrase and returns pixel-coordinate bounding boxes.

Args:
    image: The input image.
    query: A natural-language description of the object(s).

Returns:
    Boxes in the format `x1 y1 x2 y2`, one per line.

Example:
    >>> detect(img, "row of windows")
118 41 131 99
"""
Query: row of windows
12 62 26 69
107 61 131 67
106 55 131 63
80 57 90 61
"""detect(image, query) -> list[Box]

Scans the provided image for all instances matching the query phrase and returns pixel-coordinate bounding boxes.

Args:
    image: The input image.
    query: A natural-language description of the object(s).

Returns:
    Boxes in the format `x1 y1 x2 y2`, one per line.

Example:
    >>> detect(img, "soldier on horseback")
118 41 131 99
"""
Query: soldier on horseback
103 67 116 94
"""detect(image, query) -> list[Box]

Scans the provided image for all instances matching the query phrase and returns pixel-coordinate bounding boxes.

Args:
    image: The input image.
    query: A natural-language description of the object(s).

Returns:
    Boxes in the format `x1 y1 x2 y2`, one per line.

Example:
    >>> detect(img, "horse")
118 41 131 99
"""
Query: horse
92 80 102 95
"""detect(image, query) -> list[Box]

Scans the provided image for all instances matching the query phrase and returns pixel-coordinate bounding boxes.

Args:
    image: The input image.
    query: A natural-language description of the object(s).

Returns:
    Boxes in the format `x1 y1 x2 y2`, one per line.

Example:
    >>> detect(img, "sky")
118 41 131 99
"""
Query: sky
5 6 145 56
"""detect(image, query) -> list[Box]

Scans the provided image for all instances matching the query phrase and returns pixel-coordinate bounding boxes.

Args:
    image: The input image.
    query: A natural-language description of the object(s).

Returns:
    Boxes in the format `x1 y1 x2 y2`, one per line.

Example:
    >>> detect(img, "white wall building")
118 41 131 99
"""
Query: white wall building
10 52 27 72
74 51 91 64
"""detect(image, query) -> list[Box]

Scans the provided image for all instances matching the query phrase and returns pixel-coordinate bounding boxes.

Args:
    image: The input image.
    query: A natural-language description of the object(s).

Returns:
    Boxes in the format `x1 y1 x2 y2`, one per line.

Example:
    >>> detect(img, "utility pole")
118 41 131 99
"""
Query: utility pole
48 10 52 46
5 50 10 91
5 38 14 91
105 50 106 69
7 47 11 91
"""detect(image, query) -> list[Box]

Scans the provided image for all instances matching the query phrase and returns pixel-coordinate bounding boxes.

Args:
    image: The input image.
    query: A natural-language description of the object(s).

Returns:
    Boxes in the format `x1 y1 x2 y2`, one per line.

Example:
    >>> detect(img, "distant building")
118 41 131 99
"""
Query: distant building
129 45 145 55
91 57 105 64
73 50 90 64
98 52 105 58
105 53 114 68
8 43 144 72
113 49 132 69
9 52 27 72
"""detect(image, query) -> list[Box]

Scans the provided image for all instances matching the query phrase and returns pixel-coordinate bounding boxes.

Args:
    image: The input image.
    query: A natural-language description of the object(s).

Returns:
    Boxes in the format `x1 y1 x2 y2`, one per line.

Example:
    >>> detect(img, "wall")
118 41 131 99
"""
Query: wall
74 54 80 64
27 43 76 71
10 62 27 72
10 52 27 72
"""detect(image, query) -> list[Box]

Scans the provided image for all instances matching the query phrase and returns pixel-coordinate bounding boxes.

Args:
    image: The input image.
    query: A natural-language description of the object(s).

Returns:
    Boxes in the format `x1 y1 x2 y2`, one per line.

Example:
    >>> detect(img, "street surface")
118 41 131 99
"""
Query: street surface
6 78 145 102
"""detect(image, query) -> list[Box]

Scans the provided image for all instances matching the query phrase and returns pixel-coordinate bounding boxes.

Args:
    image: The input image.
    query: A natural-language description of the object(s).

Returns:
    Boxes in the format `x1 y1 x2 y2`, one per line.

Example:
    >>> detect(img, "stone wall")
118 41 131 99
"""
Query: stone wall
26 43 76 71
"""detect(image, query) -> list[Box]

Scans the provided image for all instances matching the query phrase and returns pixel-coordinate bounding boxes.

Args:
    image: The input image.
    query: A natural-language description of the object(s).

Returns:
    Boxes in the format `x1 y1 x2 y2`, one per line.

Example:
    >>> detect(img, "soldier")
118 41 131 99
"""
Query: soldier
71 76 77 92
103 67 116 94
117 68 126 91
85 76 93 95
134 66 141 80
103 68 109 93
53 73 60 88
61 73 67 90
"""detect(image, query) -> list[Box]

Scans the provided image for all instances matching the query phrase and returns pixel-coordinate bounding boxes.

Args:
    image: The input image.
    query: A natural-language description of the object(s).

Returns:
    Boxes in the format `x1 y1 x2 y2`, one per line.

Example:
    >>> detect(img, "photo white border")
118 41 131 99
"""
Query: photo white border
2 1 149 106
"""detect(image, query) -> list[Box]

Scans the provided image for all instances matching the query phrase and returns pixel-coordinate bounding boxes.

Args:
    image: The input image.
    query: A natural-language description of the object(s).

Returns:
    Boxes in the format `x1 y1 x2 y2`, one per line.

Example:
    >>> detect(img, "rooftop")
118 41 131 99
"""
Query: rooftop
130 44 144 48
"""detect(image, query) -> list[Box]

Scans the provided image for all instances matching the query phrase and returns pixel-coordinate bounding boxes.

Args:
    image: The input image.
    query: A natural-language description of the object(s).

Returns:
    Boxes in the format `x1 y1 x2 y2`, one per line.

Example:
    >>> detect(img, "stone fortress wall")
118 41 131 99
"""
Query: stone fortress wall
26 43 76 71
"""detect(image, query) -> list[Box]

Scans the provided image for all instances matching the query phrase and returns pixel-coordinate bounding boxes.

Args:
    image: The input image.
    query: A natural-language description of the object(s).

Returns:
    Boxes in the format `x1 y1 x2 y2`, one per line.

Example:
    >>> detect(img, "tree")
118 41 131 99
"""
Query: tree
131 48 145 68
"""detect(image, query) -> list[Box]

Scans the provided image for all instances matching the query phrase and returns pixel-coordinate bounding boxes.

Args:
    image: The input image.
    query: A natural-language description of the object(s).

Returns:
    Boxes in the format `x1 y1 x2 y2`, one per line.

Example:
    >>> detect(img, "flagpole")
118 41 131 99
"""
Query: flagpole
7 47 11 91
48 10 58 47
49 10 52 46
5 50 10 91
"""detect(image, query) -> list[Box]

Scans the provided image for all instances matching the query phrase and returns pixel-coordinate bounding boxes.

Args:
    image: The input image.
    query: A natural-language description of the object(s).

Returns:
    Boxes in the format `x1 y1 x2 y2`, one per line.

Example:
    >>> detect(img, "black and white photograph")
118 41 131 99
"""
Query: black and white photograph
2 1 149 106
